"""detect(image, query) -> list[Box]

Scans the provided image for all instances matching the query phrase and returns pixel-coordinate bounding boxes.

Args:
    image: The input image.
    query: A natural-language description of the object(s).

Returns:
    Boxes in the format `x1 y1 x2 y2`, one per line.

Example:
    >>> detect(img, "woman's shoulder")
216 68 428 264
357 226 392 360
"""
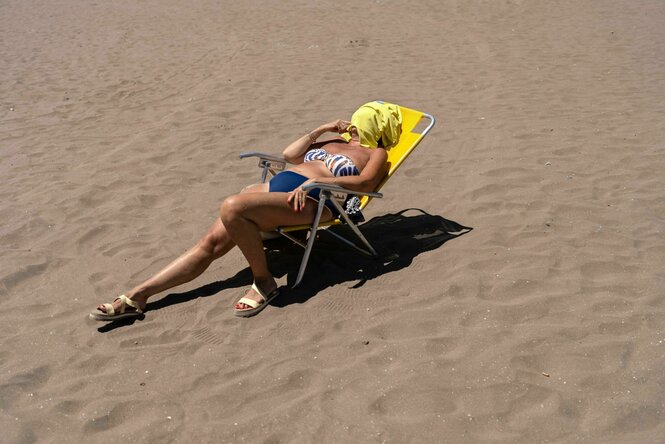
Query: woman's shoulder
369 146 388 160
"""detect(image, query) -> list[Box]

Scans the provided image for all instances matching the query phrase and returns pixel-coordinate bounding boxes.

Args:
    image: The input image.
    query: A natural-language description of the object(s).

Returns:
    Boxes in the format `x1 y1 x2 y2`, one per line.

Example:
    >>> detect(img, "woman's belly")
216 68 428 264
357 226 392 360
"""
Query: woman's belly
289 161 333 178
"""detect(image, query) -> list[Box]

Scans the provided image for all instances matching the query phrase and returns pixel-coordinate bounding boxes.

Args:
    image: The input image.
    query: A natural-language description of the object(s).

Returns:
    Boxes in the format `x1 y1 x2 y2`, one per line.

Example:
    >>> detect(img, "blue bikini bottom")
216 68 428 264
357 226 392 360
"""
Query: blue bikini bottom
268 171 339 217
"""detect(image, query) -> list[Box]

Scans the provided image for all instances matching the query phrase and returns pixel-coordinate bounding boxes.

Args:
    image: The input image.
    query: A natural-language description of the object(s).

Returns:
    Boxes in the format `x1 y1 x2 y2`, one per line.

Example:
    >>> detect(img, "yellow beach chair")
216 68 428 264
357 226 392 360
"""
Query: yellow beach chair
240 101 435 286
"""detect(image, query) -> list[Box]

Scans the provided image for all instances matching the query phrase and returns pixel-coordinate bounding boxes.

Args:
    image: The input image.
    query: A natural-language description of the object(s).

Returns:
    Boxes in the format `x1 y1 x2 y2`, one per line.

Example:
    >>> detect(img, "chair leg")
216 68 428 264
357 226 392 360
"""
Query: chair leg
278 228 307 248
329 198 378 257
293 196 328 287
325 229 375 256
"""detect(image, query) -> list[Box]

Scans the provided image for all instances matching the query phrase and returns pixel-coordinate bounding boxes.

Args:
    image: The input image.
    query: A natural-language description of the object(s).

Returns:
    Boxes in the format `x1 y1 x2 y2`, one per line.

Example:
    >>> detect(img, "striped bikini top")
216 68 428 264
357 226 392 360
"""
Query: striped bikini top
303 148 360 177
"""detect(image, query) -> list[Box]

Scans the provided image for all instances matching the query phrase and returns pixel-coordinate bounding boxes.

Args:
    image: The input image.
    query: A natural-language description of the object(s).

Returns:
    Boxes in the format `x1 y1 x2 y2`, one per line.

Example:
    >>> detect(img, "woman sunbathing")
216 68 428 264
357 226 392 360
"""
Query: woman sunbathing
90 101 402 319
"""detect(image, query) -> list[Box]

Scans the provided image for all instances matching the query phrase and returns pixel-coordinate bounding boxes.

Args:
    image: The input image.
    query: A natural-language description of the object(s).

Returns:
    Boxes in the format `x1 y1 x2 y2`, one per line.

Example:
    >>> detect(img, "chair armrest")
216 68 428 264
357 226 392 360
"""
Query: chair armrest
302 182 383 198
240 151 291 183
239 151 290 163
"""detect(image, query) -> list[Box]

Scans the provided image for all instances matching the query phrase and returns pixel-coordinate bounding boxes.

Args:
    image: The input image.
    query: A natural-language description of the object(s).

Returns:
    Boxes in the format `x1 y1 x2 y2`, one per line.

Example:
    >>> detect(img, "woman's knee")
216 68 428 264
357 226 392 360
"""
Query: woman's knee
196 233 217 256
197 222 228 256
220 195 245 224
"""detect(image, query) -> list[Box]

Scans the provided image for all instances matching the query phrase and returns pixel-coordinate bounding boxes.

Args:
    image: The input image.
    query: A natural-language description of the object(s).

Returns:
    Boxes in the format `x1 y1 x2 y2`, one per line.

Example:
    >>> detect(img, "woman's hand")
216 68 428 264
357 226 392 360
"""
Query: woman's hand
283 119 351 163
322 120 352 134
287 178 317 212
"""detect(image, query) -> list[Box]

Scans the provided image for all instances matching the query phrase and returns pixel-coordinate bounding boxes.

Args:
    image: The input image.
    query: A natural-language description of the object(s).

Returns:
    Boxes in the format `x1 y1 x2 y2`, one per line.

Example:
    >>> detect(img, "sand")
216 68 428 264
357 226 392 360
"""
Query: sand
2 0 665 442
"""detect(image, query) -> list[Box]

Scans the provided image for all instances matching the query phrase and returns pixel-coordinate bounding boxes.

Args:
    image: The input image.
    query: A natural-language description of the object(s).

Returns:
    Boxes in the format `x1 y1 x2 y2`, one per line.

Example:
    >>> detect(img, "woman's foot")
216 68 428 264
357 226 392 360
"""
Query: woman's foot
90 294 146 321
234 278 279 317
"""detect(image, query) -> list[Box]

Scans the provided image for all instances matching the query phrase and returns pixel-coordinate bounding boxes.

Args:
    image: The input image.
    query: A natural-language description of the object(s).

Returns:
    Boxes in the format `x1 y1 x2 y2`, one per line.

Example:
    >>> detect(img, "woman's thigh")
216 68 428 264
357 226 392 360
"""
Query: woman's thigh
223 192 333 232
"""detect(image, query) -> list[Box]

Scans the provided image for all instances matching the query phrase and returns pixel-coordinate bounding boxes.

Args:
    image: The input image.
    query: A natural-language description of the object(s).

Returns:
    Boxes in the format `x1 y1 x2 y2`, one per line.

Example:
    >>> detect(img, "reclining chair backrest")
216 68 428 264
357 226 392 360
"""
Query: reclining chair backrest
359 104 435 210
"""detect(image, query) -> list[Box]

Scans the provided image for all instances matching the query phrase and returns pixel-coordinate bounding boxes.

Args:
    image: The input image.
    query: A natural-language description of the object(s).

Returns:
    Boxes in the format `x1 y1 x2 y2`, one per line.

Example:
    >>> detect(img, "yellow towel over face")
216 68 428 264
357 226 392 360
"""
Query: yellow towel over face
341 101 403 148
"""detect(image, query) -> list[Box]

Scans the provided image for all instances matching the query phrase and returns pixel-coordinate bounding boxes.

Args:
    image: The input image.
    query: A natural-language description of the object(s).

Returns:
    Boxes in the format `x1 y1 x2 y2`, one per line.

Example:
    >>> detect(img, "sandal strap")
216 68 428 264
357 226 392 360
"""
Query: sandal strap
116 295 143 314
236 297 261 309
251 283 269 300
102 303 115 316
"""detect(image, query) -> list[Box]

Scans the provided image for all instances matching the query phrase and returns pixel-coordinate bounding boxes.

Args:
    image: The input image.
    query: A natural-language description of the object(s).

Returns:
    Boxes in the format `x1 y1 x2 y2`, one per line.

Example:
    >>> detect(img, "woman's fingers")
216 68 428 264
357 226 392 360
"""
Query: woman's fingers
287 191 296 210
325 119 349 133
337 120 352 133
288 188 307 212
289 178 318 212
298 190 306 211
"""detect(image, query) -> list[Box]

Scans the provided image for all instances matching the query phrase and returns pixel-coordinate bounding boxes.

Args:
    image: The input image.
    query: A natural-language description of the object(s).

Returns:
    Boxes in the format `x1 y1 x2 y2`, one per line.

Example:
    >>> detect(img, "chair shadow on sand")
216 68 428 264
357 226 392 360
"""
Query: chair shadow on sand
97 209 472 332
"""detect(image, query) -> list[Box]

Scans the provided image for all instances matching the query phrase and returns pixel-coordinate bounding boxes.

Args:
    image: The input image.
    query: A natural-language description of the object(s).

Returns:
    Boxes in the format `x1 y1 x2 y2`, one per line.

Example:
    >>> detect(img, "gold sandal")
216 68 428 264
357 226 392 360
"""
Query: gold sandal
234 283 280 318
89 295 143 321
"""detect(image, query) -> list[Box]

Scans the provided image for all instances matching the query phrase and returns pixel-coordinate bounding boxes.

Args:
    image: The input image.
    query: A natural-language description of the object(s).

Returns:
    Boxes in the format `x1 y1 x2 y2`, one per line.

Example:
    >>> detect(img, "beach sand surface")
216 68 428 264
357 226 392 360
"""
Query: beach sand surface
2 0 665 442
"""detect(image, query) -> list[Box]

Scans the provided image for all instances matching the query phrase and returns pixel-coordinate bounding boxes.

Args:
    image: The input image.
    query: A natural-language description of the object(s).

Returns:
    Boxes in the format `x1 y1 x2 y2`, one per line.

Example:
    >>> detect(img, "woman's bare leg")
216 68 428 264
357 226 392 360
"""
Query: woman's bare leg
128 219 234 304
95 184 270 314
96 218 235 313
95 184 332 314
220 192 333 308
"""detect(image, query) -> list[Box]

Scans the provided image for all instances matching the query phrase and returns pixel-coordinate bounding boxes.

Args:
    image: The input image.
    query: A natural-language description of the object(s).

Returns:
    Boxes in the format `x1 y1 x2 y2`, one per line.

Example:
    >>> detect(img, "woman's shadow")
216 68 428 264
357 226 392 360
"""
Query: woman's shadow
153 207 473 307
272 208 473 305
98 209 471 331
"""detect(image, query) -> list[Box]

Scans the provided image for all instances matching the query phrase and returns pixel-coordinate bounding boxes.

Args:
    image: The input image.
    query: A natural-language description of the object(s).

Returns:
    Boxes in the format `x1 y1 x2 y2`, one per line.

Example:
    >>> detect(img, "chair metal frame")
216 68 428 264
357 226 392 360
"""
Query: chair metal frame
240 102 435 287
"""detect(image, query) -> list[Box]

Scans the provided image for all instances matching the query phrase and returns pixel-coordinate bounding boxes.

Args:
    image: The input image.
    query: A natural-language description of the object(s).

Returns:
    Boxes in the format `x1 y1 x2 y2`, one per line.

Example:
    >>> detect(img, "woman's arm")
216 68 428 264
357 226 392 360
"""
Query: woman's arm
307 148 389 192
287 148 388 212
282 120 350 163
